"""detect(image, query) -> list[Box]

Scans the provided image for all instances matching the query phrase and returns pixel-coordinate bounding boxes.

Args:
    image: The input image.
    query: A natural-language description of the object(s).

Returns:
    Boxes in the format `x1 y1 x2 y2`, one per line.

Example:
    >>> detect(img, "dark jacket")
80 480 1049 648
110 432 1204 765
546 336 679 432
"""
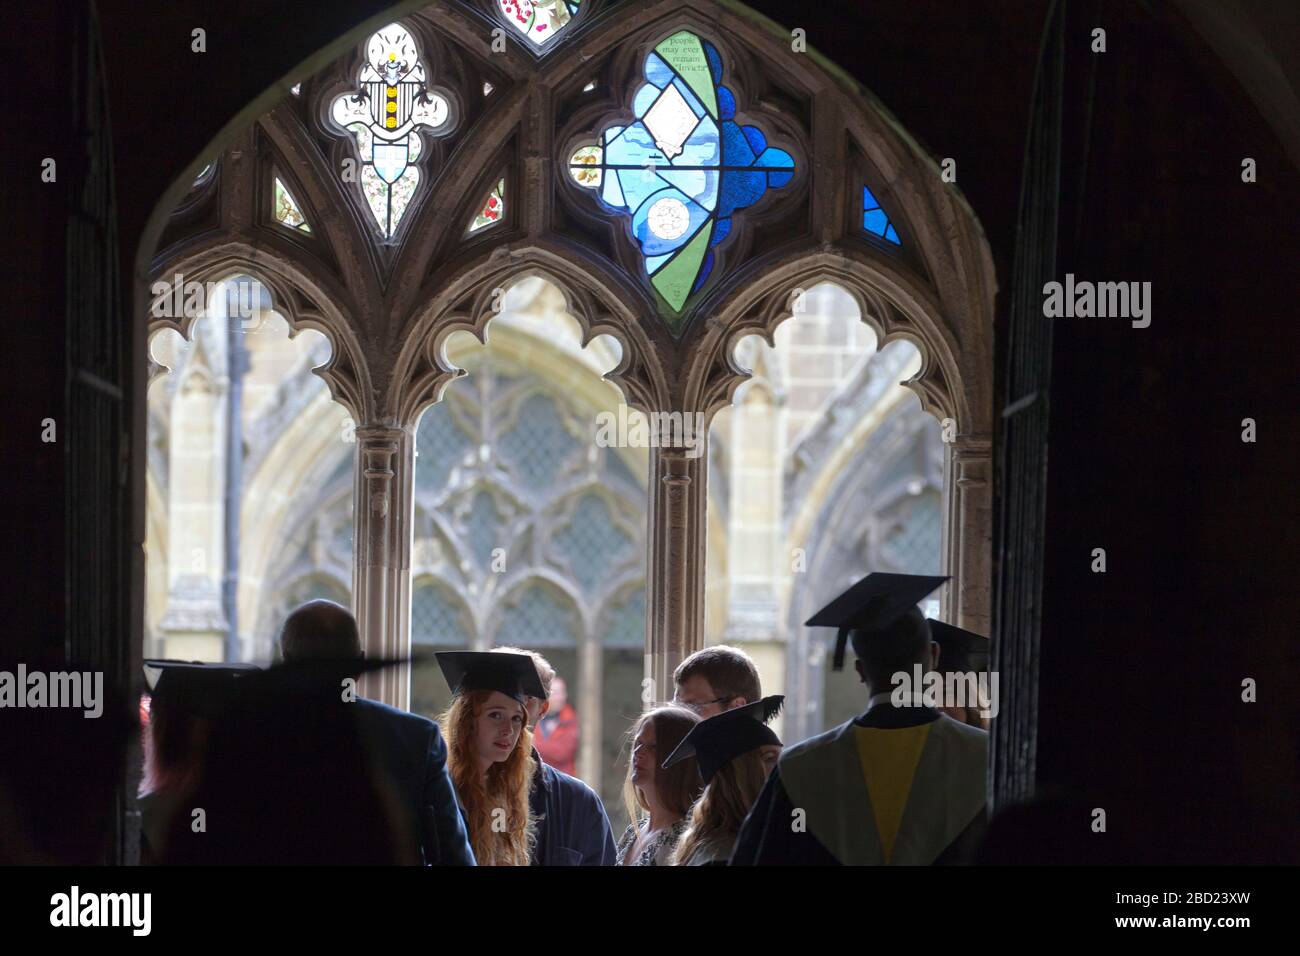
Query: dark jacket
528 748 617 866
353 698 476 865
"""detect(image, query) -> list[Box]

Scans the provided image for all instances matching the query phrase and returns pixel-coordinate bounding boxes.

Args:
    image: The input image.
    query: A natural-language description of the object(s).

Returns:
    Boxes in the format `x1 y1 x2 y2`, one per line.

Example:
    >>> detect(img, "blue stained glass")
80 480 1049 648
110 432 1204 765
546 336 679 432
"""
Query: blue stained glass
863 184 902 245
722 121 756 166
602 170 625 206
671 77 708 118
657 168 717 207
718 170 767 217
717 86 736 120
703 42 723 83
645 53 674 88
645 252 673 275
692 251 714 292
568 29 797 323
674 118 720 168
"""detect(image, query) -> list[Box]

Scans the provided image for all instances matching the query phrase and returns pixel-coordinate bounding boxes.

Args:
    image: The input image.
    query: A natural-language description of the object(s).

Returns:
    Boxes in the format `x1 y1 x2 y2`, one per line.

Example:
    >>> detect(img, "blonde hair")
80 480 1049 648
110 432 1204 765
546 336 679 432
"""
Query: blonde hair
670 748 771 866
439 689 536 866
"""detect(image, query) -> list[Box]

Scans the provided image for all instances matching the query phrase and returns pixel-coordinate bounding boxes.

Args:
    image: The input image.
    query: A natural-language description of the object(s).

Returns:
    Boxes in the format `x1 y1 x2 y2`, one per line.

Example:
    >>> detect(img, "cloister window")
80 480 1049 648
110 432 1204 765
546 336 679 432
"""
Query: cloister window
146 275 351 663
145 1 994 739
409 279 646 824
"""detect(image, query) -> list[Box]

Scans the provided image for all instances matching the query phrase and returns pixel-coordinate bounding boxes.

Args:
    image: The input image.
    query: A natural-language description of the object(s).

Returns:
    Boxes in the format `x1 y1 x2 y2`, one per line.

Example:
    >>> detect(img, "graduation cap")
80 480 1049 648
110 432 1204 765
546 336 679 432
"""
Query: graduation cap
661 695 785 784
143 660 261 719
435 651 545 705
805 573 949 671
927 619 990 673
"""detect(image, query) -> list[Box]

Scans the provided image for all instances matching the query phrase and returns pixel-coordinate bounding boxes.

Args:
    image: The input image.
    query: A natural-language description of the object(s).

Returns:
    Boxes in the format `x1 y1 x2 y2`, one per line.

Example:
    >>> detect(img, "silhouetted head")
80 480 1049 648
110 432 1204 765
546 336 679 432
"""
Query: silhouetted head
279 600 362 662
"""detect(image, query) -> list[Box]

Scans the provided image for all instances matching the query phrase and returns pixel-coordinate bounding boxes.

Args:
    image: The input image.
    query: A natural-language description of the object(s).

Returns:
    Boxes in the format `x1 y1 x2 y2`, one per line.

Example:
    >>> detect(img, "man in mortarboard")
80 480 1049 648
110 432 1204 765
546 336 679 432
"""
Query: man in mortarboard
928 619 992 730
730 574 988 866
493 647 617 866
277 600 476 865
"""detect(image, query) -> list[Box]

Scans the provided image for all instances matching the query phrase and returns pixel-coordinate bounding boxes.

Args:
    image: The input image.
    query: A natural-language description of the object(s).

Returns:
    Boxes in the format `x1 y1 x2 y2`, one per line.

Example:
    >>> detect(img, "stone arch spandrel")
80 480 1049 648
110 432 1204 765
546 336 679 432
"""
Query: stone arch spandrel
146 245 374 424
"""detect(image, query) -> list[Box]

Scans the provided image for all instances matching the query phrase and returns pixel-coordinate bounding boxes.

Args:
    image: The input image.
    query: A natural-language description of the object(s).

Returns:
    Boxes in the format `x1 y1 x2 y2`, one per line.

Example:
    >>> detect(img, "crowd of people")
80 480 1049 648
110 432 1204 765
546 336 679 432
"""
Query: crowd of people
123 571 992 866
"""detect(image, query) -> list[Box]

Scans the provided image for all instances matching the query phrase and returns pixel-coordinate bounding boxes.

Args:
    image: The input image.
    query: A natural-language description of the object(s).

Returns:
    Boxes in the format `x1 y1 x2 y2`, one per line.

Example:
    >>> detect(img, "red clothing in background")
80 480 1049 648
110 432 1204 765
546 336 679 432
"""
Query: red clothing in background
534 703 579 777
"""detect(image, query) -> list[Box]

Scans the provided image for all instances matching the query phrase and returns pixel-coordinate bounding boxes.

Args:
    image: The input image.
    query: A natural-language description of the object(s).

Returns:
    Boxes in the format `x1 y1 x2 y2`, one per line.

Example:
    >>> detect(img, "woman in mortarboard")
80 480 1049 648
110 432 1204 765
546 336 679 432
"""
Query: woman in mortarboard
616 706 703 866
436 651 542 865
667 695 784 866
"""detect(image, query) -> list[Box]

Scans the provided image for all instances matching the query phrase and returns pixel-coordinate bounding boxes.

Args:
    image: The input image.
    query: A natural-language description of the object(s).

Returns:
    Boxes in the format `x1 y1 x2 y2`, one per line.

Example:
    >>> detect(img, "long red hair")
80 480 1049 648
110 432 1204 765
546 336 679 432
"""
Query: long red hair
440 689 536 866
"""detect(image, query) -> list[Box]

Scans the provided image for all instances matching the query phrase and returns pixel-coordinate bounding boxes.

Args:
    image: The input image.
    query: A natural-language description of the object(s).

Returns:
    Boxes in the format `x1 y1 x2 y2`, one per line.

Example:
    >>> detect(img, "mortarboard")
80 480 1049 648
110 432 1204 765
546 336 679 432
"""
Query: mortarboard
927 619 989 672
661 695 785 783
144 660 260 719
435 651 546 705
805 573 949 671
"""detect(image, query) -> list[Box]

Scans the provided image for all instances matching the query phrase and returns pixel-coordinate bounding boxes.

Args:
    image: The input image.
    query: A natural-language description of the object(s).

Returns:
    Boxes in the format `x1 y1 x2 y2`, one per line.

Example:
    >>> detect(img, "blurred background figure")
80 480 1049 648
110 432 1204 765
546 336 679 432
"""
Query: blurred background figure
532 675 578 777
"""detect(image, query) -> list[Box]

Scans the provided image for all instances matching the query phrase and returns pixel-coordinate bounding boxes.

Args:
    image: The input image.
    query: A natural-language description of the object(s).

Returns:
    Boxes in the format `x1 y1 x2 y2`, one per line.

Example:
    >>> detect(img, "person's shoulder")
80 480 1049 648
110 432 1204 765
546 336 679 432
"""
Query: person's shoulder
544 762 599 799
934 712 989 743
779 719 851 766
354 698 441 735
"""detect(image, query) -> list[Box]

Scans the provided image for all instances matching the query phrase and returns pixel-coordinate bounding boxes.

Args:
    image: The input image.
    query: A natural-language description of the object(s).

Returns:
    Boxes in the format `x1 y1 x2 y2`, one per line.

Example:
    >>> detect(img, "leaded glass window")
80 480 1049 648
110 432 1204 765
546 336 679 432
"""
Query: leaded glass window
495 581 580 646
863 184 901 244
331 22 452 239
498 393 577 489
470 178 505 232
554 493 633 593
412 580 472 645
498 0 582 48
881 489 942 574
600 589 645 647
568 30 796 324
273 177 311 232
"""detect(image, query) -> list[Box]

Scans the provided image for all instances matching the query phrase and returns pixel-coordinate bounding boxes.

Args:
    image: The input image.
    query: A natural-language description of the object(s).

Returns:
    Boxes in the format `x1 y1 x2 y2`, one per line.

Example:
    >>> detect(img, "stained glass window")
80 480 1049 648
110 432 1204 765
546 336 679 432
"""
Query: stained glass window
331 23 452 239
470 178 505 232
498 1 582 47
568 30 796 324
273 177 311 232
863 184 901 244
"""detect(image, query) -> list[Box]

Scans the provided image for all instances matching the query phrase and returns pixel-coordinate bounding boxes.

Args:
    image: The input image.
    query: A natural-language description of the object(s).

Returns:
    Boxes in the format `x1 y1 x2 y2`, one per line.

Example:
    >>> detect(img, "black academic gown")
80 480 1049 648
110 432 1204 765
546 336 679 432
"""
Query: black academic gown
730 703 987 866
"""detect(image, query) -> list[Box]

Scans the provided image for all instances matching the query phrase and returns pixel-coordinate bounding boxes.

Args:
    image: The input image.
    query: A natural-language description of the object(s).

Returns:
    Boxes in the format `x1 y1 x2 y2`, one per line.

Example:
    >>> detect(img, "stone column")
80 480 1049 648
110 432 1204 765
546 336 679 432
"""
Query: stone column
644 442 707 704
159 332 229 660
944 434 993 634
353 424 414 709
